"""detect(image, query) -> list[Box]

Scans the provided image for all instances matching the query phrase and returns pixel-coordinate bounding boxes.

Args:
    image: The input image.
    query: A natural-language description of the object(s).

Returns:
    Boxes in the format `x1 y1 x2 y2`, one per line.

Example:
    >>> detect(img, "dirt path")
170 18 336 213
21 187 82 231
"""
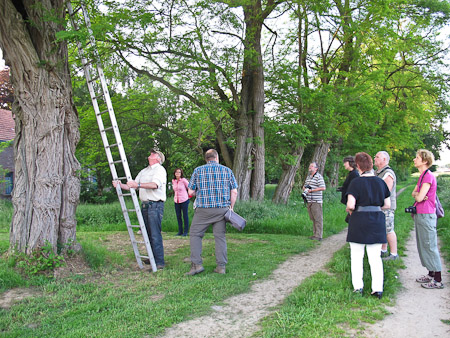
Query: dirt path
361 229 450 337
161 230 348 338
162 223 450 338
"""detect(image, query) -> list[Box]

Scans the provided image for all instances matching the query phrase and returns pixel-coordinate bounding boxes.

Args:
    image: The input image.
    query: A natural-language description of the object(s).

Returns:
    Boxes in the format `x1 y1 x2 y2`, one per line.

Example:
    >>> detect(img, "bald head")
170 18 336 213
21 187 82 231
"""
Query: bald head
374 151 390 169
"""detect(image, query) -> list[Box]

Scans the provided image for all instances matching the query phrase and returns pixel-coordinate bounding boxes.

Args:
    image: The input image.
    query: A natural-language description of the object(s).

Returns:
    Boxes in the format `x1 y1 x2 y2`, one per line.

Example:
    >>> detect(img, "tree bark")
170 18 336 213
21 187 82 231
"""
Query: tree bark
0 0 80 254
311 140 330 176
272 146 305 204
233 0 266 201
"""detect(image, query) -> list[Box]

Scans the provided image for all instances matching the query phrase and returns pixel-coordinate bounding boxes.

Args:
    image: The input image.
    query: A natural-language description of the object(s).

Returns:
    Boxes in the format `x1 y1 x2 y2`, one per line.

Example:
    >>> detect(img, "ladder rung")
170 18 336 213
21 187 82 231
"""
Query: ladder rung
129 225 141 228
119 193 131 197
96 109 108 116
117 176 127 180
83 59 95 67
126 209 136 212
105 143 118 148
140 255 149 259
101 126 114 132
110 159 123 164
133 240 145 245
88 75 99 83
70 6 82 16
93 94 104 100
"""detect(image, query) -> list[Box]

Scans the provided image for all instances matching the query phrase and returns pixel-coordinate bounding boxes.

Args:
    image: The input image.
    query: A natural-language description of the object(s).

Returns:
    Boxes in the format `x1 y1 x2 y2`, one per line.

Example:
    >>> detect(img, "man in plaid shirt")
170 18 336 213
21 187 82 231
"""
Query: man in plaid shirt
186 149 238 275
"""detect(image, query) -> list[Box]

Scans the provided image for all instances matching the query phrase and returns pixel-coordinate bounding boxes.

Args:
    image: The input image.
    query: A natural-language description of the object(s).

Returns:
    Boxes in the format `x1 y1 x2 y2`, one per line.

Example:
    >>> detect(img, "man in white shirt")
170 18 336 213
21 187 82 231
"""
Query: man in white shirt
113 150 167 269
374 151 398 261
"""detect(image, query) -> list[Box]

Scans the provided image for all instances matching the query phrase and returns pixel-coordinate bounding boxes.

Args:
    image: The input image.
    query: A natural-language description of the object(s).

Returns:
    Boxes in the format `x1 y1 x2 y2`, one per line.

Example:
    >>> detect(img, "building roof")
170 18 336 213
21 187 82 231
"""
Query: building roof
0 109 15 141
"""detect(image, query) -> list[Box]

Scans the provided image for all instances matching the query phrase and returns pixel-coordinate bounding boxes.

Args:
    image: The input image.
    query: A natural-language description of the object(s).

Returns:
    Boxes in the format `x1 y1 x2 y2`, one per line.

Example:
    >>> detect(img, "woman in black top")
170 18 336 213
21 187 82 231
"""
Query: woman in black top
340 156 359 205
346 152 390 298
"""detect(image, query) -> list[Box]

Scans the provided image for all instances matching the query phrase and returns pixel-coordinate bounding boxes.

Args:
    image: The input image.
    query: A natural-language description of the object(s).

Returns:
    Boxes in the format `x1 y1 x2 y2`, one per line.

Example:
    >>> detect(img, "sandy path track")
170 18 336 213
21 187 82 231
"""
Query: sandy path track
161 231 348 338
361 228 450 337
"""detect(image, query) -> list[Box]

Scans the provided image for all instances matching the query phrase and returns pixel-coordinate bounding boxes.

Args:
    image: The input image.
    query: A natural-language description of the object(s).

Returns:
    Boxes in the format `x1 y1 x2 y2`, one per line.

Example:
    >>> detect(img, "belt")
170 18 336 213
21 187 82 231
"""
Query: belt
142 200 163 205
356 206 381 212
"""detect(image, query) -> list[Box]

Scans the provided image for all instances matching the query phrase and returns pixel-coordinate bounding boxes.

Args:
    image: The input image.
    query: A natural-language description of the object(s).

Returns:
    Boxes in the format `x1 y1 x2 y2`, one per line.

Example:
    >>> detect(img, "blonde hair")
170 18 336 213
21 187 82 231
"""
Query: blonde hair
416 149 434 168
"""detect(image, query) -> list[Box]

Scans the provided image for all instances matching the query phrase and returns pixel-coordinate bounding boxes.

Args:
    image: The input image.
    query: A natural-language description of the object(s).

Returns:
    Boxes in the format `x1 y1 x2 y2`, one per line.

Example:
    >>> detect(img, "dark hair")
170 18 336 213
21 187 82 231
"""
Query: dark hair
205 149 218 161
343 156 357 169
173 168 184 179
355 152 373 172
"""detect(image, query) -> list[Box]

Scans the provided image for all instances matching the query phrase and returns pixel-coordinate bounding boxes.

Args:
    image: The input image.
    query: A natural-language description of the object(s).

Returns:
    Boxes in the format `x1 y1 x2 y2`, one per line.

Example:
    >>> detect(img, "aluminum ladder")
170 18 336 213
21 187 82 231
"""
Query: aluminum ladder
67 1 157 272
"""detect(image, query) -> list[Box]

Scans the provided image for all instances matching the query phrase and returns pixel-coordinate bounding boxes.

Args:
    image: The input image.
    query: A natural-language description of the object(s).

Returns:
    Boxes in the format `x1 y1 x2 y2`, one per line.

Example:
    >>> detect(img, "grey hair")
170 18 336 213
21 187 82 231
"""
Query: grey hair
377 151 390 163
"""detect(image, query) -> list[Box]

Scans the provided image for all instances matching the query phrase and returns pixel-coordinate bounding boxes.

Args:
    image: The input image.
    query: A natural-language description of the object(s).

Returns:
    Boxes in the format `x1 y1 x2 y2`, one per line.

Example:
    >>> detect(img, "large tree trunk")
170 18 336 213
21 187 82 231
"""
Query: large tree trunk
233 0 265 201
0 0 80 254
311 140 330 176
272 146 305 204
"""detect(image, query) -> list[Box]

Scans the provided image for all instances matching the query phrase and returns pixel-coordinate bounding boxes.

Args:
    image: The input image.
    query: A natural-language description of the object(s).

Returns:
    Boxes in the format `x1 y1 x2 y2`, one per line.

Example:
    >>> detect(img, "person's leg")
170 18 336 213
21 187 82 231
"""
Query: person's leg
181 200 190 235
367 243 384 292
384 210 397 256
386 232 398 254
212 212 228 267
307 203 315 238
415 213 442 272
349 242 365 291
147 202 165 267
189 208 212 266
174 202 183 235
312 203 323 239
141 203 150 238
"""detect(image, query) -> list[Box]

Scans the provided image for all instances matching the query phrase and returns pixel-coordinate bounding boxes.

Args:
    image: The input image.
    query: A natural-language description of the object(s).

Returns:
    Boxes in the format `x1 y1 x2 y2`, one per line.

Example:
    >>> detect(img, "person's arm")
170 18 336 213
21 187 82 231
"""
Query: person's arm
311 187 326 192
383 175 394 192
414 182 431 202
346 194 356 215
112 180 130 191
188 188 196 197
230 188 238 210
127 180 158 190
382 197 391 210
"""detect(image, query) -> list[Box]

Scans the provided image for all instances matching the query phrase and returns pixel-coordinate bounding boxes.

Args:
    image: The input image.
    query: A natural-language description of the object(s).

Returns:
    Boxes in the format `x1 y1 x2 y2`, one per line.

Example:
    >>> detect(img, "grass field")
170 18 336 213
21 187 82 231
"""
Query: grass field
0 178 448 337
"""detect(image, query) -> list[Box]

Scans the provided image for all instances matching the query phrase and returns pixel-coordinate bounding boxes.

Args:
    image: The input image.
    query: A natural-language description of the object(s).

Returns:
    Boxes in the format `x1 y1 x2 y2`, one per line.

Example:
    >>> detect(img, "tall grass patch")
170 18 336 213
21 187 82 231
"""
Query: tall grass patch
0 199 12 232
437 174 450 262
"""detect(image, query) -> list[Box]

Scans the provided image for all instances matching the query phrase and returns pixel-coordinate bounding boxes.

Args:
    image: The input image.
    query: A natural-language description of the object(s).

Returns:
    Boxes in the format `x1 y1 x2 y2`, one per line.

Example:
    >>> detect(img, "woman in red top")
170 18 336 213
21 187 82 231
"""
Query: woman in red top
172 168 190 236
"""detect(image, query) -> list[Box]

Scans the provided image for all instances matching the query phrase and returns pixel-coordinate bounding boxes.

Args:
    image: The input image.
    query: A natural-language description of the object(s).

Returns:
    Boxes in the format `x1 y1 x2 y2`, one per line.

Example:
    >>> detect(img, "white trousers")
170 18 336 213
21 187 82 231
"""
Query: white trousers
349 242 383 292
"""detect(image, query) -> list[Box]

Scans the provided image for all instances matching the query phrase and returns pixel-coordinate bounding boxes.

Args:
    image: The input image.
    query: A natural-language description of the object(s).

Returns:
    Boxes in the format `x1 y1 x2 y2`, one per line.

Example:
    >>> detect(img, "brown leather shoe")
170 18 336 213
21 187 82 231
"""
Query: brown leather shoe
213 266 226 274
186 263 204 276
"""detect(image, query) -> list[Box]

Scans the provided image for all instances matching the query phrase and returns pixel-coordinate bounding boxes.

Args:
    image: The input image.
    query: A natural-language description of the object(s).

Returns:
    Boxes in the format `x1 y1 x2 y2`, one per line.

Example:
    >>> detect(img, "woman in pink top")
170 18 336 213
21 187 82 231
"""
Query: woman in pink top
172 168 190 236
411 149 443 289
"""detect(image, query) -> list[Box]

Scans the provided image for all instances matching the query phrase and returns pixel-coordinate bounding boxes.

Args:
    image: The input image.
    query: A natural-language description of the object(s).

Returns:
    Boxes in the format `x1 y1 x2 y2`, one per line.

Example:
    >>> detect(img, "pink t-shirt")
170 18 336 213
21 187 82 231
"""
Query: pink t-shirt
172 178 189 204
415 170 436 214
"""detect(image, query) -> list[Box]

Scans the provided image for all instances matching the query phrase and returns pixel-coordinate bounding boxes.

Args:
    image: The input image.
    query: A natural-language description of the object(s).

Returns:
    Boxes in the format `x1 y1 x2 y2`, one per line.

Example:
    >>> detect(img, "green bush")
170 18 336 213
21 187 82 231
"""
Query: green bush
0 199 12 233
79 180 117 204
437 174 450 262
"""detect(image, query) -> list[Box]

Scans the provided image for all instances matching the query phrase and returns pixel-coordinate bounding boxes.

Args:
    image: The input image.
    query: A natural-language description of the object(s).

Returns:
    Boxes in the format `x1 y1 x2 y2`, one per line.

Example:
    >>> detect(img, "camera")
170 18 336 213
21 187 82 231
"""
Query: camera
336 187 343 192
405 206 417 214
301 185 312 203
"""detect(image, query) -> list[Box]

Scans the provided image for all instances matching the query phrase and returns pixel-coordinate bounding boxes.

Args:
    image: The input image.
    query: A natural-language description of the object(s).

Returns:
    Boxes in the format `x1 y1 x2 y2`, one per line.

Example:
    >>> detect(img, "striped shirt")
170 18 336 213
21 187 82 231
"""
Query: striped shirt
304 172 326 203
189 161 238 208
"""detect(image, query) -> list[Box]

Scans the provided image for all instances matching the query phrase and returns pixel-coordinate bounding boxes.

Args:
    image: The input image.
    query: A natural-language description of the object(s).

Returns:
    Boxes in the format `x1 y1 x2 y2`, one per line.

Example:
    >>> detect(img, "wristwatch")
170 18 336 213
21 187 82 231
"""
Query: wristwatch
138 183 141 189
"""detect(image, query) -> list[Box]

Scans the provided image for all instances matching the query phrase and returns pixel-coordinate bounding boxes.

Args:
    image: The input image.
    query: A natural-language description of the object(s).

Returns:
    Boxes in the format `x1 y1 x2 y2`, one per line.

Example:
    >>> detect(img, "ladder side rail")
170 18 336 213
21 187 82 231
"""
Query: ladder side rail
80 3 134 182
77 5 157 272
82 59 157 272
67 1 157 271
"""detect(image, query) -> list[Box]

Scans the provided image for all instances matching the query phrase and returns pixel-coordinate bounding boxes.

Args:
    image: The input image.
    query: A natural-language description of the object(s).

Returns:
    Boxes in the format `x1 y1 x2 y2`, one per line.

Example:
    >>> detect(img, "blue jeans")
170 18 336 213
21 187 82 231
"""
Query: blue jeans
141 201 165 266
174 200 190 235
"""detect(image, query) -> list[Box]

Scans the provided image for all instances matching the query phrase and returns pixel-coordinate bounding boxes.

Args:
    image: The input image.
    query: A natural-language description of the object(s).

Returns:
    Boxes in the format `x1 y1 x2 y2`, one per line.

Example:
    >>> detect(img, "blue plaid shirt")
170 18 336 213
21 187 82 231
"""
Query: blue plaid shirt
189 161 238 208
